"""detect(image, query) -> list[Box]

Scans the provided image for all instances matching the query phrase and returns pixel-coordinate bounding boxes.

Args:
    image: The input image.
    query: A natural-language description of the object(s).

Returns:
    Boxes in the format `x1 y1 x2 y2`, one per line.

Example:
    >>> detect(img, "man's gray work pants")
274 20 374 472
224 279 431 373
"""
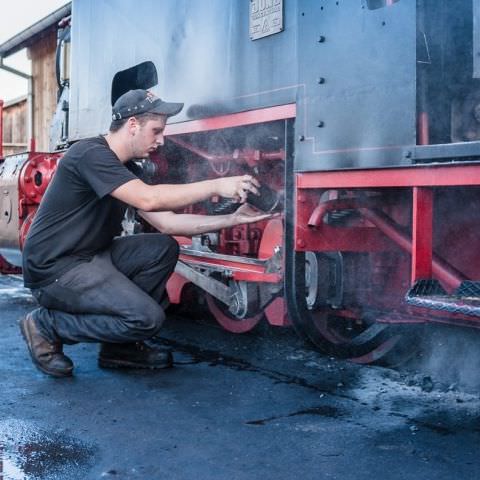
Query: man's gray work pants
30 233 179 344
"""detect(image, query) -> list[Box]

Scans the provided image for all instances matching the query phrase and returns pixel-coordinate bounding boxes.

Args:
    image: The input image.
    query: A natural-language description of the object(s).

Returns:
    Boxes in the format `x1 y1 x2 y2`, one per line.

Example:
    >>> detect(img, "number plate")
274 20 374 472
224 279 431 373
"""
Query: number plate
249 0 283 40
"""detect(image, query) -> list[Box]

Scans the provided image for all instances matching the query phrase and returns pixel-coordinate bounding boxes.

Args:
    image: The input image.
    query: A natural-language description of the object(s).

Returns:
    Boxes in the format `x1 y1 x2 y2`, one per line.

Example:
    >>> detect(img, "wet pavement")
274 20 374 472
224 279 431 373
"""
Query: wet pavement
1 275 480 479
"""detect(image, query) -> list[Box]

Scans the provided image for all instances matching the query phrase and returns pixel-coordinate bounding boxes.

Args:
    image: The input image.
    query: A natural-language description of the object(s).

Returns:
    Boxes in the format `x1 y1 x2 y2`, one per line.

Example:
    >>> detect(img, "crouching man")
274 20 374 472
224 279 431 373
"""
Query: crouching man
20 89 270 377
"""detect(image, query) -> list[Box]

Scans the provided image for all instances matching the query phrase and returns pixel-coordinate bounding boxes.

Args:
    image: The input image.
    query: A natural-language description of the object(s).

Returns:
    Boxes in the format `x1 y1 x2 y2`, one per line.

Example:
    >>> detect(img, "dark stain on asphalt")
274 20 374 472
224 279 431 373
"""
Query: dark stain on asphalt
388 408 480 437
0 423 95 480
408 410 480 436
156 336 342 396
245 405 343 426
409 420 454 436
157 336 480 438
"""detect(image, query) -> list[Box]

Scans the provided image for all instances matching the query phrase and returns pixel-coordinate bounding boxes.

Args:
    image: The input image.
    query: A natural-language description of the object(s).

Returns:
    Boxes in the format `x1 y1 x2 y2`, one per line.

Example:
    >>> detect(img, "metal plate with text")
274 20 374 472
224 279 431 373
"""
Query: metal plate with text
250 0 283 40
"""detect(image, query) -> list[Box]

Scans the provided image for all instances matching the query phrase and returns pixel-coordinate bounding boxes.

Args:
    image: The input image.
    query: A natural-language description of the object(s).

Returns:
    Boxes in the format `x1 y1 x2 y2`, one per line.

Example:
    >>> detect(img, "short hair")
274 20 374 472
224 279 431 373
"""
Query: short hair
109 112 165 132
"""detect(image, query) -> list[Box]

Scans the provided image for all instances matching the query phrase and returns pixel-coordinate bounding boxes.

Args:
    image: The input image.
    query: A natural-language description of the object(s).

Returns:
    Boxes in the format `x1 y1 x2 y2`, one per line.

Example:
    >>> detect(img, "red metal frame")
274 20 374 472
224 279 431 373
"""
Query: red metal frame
296 192 392 252
164 104 296 136
411 187 432 282
304 197 462 289
296 164 480 290
305 198 394 251
296 164 480 189
165 106 294 287
360 207 463 289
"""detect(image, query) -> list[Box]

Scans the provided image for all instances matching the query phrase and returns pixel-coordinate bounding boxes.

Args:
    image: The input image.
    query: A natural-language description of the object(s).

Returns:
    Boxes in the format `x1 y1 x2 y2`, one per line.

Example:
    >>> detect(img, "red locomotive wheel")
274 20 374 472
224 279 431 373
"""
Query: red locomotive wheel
286 250 418 364
205 293 263 333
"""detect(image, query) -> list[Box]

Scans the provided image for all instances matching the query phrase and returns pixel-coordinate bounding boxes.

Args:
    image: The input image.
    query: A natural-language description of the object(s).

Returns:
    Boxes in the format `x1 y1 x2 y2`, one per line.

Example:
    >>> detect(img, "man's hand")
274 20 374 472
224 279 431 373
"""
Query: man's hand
230 203 275 225
215 175 260 202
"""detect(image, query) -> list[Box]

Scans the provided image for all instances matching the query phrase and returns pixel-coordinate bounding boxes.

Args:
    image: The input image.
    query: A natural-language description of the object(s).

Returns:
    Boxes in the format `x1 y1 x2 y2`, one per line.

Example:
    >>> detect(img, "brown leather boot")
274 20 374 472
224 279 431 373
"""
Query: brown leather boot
98 342 173 369
20 313 74 377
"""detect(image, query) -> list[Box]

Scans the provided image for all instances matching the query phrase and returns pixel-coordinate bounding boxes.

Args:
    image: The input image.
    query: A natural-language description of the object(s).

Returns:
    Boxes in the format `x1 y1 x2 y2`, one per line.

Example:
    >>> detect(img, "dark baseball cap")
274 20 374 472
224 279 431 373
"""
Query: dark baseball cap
112 89 183 121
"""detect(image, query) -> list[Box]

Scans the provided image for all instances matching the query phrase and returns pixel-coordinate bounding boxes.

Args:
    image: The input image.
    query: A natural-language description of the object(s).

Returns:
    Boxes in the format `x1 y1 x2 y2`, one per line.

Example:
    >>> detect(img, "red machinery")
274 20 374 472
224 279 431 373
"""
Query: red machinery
3 102 480 364
0 150 60 273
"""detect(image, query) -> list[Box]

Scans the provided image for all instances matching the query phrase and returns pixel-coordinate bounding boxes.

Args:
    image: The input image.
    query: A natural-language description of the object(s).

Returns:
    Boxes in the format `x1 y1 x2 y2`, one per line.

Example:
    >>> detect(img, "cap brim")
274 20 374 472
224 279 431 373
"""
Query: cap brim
151 101 184 117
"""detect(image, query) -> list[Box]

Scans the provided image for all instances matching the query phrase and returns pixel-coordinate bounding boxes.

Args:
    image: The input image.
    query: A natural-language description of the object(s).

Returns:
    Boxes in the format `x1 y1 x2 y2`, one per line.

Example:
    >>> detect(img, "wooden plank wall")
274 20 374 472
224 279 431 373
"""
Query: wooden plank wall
2 97 27 156
28 29 57 152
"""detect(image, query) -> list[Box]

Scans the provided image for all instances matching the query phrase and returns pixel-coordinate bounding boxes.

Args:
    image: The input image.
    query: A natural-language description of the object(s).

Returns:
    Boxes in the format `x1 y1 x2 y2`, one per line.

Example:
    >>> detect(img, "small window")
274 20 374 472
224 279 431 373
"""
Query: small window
111 61 158 105
366 0 400 10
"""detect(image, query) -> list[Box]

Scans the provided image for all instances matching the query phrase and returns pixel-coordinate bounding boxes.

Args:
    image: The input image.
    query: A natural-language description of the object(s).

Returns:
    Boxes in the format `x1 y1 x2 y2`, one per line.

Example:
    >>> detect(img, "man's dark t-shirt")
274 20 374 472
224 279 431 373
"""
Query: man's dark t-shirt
22 136 140 288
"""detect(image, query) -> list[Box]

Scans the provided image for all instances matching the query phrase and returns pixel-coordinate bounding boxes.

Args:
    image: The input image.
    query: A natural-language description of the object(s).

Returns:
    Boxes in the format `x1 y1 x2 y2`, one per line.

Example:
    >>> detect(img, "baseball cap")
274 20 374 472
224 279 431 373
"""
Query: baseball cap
112 89 183 121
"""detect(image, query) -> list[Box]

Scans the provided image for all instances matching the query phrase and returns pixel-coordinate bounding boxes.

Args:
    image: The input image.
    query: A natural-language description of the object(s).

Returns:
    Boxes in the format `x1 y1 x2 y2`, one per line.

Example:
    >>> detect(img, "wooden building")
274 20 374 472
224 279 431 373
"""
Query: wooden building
28 26 59 152
0 3 71 154
2 95 27 156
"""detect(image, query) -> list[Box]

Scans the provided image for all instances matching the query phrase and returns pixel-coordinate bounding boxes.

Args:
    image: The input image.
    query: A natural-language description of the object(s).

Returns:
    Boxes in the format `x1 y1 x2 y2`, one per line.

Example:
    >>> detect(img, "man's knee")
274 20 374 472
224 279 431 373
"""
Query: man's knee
155 234 179 264
124 303 165 339
142 309 165 336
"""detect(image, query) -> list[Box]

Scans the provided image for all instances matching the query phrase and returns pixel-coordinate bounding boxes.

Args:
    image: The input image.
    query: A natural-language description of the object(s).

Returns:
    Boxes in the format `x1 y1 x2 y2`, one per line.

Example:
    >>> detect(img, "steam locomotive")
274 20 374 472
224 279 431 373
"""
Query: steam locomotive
2 0 480 363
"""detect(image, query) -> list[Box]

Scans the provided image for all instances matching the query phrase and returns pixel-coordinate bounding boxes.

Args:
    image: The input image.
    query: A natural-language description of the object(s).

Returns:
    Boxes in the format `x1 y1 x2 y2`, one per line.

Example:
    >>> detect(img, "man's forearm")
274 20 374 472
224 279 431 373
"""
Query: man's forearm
145 180 218 211
139 211 235 236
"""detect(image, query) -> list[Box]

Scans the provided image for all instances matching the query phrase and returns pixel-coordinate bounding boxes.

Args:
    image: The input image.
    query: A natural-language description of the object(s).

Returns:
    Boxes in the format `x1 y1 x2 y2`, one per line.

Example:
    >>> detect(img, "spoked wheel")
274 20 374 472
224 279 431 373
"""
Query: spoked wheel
286 250 417 364
205 293 264 333
309 309 406 363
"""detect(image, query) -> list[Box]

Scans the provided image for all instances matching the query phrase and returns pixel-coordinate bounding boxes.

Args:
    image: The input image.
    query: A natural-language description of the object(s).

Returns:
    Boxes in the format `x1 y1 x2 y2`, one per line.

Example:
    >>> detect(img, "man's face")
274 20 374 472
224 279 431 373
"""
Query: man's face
131 116 167 158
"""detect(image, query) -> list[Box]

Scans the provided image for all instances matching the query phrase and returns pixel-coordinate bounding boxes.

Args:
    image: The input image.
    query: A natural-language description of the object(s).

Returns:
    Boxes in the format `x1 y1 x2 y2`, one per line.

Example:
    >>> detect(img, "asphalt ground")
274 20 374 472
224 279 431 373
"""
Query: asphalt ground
0 274 479 480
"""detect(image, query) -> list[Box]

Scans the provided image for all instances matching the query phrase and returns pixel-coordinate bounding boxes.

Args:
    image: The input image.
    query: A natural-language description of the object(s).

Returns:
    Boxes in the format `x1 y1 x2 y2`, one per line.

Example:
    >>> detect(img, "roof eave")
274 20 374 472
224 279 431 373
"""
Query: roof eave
0 2 71 58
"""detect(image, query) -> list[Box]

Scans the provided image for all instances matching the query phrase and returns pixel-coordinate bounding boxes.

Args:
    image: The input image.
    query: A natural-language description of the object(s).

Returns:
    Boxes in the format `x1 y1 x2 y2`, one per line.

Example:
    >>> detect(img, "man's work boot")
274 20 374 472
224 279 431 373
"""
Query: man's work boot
98 342 173 370
19 313 74 378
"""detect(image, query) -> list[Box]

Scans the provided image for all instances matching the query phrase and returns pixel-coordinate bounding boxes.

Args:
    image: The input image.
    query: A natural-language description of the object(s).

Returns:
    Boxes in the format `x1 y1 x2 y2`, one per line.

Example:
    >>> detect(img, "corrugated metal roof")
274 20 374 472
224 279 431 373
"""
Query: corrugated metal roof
0 2 71 58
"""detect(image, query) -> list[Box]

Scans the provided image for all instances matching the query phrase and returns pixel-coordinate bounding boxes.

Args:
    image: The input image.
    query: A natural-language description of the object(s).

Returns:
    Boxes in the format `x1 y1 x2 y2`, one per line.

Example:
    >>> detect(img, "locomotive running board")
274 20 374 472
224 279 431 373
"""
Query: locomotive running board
177 246 282 283
179 246 266 267
174 246 282 312
405 279 480 317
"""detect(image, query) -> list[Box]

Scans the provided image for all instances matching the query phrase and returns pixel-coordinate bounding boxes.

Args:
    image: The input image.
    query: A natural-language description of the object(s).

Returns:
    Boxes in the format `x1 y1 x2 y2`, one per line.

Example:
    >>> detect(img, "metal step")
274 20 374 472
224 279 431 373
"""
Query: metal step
405 279 480 317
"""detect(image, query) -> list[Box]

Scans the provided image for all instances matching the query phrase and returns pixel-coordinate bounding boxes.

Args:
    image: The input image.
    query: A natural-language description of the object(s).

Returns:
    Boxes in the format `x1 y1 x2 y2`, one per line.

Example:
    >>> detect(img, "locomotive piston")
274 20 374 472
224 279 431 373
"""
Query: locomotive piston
246 182 283 214
211 183 284 216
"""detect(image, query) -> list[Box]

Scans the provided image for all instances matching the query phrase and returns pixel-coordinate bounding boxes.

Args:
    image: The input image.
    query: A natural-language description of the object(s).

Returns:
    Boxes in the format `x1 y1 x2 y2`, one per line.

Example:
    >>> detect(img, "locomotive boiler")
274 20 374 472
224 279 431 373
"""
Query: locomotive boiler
2 0 480 363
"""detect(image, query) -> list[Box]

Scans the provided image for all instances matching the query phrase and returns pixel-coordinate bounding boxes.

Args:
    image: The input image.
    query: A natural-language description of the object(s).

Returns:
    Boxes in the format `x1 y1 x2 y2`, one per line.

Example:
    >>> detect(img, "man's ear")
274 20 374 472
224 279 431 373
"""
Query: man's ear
126 117 138 135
